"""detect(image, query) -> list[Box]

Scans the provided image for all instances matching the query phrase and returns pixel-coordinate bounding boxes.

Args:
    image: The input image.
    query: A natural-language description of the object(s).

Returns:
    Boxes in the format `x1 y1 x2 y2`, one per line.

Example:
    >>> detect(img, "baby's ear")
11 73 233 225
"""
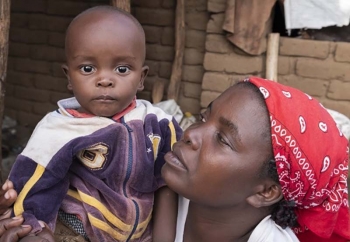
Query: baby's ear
246 181 283 208
138 65 149 91
62 64 72 90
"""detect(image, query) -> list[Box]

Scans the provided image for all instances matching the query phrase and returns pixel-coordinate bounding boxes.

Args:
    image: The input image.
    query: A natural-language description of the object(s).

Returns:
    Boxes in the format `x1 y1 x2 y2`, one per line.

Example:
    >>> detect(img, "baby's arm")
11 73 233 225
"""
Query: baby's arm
152 186 178 242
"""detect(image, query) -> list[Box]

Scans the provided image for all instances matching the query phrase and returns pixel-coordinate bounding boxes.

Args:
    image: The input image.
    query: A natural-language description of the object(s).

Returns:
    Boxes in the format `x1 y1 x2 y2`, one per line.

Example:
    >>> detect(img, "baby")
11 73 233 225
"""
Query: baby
8 6 181 242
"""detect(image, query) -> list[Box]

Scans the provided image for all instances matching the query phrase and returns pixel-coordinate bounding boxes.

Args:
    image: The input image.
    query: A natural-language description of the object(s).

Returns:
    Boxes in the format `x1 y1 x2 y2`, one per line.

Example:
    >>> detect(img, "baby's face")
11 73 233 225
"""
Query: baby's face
63 11 148 117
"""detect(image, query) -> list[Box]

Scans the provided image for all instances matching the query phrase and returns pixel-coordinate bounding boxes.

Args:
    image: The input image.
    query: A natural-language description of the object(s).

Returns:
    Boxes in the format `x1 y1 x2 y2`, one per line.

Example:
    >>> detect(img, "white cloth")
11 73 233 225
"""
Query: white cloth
326 109 350 140
175 196 299 242
284 0 350 30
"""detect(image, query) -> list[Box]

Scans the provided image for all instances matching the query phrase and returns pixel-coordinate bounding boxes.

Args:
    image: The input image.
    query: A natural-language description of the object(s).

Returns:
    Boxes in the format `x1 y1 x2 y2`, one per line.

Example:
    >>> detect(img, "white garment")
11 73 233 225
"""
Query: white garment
175 196 299 242
284 0 350 30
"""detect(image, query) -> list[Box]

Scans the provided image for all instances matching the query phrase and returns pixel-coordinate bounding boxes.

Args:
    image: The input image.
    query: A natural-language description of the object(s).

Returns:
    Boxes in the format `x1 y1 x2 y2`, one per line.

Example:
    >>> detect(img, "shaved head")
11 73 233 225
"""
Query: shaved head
64 5 146 62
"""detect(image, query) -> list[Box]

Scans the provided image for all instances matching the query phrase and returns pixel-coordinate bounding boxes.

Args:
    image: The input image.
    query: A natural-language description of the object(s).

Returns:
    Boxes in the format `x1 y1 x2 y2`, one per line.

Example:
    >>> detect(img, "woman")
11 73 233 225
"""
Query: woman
0 77 349 242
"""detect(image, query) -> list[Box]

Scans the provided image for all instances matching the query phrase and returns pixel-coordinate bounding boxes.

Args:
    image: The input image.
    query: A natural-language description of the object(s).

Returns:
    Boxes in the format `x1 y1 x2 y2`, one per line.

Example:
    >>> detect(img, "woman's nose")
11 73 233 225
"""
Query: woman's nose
182 124 201 150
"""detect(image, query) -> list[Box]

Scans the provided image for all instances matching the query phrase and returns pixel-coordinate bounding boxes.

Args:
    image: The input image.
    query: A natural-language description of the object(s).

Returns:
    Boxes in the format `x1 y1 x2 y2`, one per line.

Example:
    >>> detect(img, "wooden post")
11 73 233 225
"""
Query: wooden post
265 33 280 82
167 0 185 101
0 0 11 183
110 0 130 12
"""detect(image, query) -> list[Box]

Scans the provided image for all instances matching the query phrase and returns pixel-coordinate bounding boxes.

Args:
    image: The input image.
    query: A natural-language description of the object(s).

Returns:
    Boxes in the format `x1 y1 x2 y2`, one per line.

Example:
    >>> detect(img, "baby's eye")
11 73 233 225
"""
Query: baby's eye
115 66 130 74
80 65 95 74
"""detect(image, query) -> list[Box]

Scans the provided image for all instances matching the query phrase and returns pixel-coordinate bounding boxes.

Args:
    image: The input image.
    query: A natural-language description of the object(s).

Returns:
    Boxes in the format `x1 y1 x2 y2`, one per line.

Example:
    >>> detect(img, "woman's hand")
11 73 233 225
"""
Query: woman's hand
0 180 17 215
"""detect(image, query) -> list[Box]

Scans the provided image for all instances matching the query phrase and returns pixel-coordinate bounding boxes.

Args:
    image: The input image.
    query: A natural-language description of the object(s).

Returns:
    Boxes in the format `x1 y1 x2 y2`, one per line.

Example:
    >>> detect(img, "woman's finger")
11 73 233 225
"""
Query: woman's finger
0 180 17 215
0 216 24 236
0 216 27 242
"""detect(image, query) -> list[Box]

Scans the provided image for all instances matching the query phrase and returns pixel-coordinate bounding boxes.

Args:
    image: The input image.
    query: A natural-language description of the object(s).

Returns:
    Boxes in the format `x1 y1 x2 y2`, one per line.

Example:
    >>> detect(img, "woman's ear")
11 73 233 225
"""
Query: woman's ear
246 181 283 208
138 65 149 91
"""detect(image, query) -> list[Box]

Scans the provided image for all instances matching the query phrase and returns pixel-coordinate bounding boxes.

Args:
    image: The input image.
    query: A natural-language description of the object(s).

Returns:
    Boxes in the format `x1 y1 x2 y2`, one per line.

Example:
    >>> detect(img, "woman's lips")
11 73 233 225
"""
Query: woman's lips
165 148 187 171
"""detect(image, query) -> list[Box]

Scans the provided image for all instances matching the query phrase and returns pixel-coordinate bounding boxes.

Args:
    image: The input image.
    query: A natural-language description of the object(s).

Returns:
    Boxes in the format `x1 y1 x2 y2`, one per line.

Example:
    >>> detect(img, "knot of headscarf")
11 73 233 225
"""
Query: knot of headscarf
247 77 349 242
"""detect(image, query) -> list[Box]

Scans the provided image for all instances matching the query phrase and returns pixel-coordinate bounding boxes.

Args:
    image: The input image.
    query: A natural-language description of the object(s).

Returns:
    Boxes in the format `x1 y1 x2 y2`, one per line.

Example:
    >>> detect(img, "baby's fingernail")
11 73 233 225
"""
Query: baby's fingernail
21 225 31 228
12 216 22 220
2 183 7 190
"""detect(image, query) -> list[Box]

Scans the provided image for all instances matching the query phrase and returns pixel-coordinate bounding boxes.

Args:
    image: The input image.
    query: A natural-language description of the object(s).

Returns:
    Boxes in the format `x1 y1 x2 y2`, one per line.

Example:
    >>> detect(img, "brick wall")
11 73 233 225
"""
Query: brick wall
201 1 350 118
133 0 207 115
4 0 206 132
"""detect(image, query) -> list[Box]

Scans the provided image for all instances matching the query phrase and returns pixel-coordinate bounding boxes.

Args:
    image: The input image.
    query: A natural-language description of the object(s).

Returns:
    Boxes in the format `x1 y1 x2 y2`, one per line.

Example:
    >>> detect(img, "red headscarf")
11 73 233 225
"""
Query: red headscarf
248 77 350 242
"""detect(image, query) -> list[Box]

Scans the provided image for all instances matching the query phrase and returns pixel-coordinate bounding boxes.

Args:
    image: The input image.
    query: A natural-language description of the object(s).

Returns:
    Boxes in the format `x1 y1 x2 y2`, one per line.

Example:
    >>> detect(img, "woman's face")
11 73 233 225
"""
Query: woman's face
162 84 272 207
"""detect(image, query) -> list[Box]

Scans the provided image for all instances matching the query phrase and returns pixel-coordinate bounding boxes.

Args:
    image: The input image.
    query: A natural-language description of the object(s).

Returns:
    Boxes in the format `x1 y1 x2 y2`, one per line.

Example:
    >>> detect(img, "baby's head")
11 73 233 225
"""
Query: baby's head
62 6 149 117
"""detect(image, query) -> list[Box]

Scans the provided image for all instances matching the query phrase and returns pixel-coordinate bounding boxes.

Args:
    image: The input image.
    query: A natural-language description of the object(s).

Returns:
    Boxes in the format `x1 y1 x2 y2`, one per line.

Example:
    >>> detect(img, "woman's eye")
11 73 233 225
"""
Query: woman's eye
115 66 130 74
199 113 206 122
80 65 95 74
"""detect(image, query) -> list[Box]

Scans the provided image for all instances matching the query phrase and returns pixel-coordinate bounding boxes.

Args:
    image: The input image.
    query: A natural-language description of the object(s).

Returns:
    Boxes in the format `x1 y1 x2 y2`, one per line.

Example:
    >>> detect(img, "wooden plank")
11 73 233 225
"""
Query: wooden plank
152 79 166 104
110 0 130 12
0 0 11 183
167 0 185 101
265 33 280 82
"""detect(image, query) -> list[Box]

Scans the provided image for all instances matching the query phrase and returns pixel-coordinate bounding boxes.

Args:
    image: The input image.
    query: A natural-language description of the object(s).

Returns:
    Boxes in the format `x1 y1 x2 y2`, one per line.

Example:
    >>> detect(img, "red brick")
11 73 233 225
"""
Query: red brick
146 44 174 61
4 83 15 96
10 28 48 44
5 97 33 113
48 32 66 47
7 71 36 87
161 27 175 46
159 62 172 78
186 12 209 31
10 13 29 28
183 82 201 98
34 74 69 93
46 16 72 32
202 72 246 92
51 62 67 78
30 45 65 62
204 52 263 74
50 91 73 104
279 37 330 59
15 86 51 102
137 90 152 102
327 80 350 101
278 56 292 75
207 13 224 34
11 0 46 13
33 103 57 115
185 0 207 11
320 99 350 118
28 14 47 30
278 75 329 97
135 8 174 26
296 59 350 81
200 90 221 108
186 30 206 49
335 42 350 63
182 65 204 83
144 26 162 44
162 0 176 9
207 0 226 13
9 42 31 57
205 34 234 53
178 95 201 115
14 58 51 74
184 48 205 65
17 111 43 129
144 60 159 77
47 1 90 16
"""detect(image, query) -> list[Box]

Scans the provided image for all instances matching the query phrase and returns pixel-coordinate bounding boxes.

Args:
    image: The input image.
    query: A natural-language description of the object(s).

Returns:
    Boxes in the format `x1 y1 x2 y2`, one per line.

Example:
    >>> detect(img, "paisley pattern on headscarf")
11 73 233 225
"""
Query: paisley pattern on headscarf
247 77 349 242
